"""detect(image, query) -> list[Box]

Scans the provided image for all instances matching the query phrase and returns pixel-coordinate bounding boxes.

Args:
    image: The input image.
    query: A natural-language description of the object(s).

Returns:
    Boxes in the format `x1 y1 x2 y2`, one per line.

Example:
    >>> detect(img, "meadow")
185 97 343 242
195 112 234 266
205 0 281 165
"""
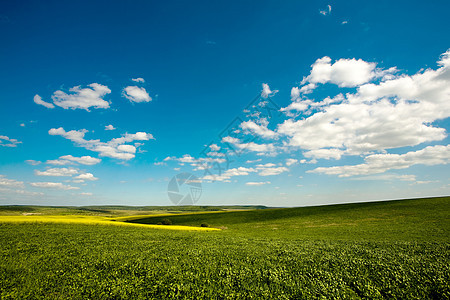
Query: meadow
0 196 449 299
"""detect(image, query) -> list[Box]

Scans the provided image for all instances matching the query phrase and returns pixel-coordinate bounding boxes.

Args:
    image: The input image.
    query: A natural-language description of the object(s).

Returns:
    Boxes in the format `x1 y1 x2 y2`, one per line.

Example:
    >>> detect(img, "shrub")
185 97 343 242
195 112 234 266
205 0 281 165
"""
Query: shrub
161 219 172 225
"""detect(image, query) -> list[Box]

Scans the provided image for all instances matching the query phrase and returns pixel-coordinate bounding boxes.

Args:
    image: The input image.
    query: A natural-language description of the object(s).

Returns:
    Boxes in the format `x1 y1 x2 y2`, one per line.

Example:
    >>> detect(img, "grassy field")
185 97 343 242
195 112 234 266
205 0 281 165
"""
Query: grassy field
0 196 449 299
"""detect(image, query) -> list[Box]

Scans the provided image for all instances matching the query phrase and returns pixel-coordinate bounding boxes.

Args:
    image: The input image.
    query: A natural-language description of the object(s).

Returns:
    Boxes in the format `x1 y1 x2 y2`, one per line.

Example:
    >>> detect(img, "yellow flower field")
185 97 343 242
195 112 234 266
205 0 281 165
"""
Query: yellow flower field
0 215 220 231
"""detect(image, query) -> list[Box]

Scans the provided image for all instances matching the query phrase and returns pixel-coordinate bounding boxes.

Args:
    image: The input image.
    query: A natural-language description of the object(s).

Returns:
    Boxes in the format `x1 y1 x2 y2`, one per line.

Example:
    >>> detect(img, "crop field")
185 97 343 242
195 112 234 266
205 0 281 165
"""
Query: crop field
0 196 449 299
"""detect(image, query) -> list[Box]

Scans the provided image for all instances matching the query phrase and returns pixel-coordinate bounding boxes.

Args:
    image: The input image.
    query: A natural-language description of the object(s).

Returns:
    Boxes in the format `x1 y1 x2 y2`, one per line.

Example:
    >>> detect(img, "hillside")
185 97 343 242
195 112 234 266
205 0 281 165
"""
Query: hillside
125 196 450 241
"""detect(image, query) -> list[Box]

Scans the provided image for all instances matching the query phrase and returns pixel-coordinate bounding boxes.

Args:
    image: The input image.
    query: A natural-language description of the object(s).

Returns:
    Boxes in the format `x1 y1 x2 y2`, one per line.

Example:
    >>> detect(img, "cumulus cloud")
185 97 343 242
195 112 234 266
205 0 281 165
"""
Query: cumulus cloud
222 136 275 154
122 86 152 103
35 168 79 177
164 154 226 171
0 135 21 147
59 155 101 165
132 78 145 83
74 173 98 181
46 155 101 166
240 119 277 139
285 159 298 166
210 144 221 151
105 125 116 131
33 94 54 109
261 83 278 98
302 56 377 88
256 164 289 176
202 167 257 182
49 127 154 160
51 83 111 110
278 50 450 161
309 144 450 177
30 182 79 190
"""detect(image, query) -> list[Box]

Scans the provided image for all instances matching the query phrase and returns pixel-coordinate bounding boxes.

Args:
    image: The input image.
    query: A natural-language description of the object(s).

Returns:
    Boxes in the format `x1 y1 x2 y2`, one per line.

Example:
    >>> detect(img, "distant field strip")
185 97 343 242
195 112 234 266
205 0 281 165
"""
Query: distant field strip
0 215 220 231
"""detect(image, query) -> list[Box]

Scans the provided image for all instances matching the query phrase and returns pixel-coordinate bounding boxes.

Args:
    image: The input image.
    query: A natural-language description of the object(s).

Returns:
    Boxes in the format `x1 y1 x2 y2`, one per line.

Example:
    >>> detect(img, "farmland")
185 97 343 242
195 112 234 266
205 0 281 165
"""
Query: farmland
0 196 449 299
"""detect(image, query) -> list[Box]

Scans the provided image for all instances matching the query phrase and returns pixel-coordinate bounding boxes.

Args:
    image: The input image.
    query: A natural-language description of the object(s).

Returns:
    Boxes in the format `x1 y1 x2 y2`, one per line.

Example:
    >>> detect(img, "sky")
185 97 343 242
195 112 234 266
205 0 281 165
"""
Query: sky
0 0 449 207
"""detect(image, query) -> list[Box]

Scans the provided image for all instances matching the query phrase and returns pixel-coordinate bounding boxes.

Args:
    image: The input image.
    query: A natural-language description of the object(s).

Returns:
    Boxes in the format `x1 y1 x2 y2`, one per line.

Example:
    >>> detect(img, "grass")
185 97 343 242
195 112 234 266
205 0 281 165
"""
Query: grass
0 205 268 217
0 196 448 299
126 196 450 241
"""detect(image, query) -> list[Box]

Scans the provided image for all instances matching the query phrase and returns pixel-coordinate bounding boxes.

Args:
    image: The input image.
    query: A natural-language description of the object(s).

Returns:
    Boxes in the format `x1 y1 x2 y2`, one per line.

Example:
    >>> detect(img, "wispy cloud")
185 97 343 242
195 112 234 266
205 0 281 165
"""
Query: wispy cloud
132 77 145 83
30 182 79 190
246 181 271 186
319 5 332 16
0 175 24 188
35 167 79 177
0 135 22 147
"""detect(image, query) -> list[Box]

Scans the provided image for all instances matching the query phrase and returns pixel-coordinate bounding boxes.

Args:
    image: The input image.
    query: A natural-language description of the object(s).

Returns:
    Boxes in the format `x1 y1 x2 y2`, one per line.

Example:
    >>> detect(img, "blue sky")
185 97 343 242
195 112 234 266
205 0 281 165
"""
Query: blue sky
0 0 449 206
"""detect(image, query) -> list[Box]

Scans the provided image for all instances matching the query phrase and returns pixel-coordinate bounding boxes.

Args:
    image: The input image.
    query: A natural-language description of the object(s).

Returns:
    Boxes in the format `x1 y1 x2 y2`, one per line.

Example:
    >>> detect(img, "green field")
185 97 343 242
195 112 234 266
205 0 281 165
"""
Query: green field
0 196 449 299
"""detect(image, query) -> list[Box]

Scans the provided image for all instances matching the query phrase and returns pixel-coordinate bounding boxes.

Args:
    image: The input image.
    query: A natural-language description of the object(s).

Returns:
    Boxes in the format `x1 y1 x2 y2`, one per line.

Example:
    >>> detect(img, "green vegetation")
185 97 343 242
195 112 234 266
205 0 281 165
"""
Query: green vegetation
0 196 449 299
0 205 267 217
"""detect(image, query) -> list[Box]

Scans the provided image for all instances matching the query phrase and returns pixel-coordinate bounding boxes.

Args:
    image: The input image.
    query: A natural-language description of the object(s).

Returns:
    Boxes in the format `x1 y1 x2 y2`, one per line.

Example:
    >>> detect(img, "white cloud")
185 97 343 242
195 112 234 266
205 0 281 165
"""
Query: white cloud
278 50 450 159
132 78 145 83
0 187 43 196
351 174 416 182
30 182 79 190
246 159 262 164
257 166 289 176
0 135 21 147
59 155 101 165
319 5 331 16
122 86 152 103
302 56 377 88
33 95 54 109
290 87 300 101
0 175 24 187
303 148 344 160
261 83 278 99
52 83 111 110
35 167 79 177
309 144 450 177
280 101 309 113
285 158 298 166
80 192 93 196
240 119 277 139
246 181 271 186
49 127 154 160
222 136 275 154
117 144 136 153
165 154 226 171
202 167 256 182
74 173 98 181
25 160 41 166
210 144 221 151
105 125 116 131
46 155 101 166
